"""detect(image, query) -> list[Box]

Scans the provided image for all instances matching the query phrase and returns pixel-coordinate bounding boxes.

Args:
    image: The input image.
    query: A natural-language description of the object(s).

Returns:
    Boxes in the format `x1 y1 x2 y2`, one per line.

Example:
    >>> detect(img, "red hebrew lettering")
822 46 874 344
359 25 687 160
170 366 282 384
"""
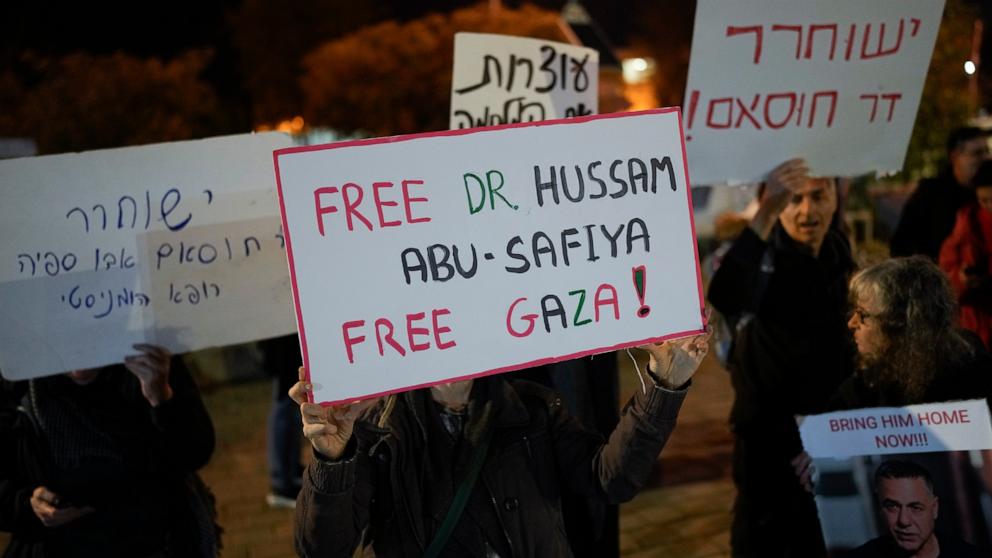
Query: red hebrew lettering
808 91 837 128
805 24 838 60
764 92 797 129
861 19 905 60
844 23 857 61
860 94 880 123
735 95 762 129
881 92 902 121
794 93 807 127
910 18 921 37
707 98 734 128
727 25 764 64
771 24 804 59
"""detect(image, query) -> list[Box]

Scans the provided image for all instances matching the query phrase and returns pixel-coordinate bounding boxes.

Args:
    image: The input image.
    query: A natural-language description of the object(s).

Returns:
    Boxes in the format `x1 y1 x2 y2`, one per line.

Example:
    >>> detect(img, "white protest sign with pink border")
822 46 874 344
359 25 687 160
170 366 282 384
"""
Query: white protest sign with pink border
684 0 945 184
799 400 992 459
274 109 705 406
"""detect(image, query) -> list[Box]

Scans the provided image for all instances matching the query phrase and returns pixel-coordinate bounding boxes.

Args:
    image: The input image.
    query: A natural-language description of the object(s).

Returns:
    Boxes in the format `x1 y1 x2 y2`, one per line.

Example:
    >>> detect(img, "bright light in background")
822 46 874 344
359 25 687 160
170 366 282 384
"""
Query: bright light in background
965 60 977 75
621 57 655 84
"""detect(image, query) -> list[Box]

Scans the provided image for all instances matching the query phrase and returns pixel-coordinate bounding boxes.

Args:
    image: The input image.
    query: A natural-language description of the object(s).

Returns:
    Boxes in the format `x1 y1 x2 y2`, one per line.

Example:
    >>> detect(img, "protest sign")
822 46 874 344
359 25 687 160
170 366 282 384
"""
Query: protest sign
0 133 297 380
683 0 945 185
275 109 704 405
799 400 992 555
450 32 598 130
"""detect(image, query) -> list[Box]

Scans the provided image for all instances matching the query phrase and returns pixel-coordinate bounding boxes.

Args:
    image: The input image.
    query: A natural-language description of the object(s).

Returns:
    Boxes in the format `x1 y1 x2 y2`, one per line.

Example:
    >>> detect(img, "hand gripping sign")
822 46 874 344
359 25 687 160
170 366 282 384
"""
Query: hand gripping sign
274 109 706 405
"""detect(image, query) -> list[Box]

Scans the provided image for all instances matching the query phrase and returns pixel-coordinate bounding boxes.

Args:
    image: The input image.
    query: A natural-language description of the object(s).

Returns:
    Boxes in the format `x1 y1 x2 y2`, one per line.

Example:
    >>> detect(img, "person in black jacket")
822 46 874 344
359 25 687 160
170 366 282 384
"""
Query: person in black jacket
0 344 217 558
708 158 856 557
890 127 989 260
290 333 709 558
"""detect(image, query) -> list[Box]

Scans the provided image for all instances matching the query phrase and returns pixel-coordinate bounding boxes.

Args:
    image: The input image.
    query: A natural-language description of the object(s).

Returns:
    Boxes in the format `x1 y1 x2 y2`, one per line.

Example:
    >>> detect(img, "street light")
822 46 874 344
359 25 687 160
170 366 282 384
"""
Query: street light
965 60 977 75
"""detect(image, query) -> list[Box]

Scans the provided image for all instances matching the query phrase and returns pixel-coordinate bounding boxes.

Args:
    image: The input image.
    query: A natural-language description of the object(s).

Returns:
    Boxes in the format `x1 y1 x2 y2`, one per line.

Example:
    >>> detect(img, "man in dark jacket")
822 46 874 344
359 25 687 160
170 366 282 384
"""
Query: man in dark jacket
890 127 989 260
709 158 856 557
290 333 709 557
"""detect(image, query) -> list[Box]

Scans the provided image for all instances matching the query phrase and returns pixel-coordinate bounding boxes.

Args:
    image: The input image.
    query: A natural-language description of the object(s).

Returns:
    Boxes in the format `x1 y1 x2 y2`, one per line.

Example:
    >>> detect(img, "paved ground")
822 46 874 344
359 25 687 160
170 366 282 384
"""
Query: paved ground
0 352 736 557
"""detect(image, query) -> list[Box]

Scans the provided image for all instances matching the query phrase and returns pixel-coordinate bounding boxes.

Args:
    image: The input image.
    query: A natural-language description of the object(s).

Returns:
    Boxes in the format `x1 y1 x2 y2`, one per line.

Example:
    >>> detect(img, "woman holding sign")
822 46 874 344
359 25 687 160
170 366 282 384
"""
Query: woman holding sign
289 333 708 557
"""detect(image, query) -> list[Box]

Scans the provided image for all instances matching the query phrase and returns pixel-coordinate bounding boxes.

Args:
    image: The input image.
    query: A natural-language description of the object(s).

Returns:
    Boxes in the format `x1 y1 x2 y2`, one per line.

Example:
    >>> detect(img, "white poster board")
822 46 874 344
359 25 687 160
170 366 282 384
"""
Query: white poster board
683 0 945 185
275 110 705 405
450 32 599 130
799 400 992 555
0 132 297 380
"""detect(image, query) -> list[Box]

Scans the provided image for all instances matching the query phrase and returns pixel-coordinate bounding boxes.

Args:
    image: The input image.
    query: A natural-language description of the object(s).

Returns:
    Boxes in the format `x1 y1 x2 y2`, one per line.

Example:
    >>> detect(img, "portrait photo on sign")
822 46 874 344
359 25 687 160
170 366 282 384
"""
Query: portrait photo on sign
811 451 992 557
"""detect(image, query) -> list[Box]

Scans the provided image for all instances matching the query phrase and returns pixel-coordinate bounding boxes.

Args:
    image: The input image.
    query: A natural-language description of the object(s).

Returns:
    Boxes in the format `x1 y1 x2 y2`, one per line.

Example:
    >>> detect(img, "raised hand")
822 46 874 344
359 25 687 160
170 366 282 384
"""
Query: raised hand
637 331 710 389
289 367 379 460
751 158 810 239
123 344 173 407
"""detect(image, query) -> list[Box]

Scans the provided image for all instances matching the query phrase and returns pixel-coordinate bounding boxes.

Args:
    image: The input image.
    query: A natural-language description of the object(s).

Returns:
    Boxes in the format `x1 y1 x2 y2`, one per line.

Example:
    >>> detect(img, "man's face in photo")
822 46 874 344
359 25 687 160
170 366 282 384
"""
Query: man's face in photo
878 476 939 554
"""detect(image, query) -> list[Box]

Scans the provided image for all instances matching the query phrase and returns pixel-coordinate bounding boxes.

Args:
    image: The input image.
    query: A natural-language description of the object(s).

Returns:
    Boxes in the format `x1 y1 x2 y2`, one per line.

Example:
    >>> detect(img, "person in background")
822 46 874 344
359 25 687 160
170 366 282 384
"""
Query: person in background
708 158 855 557
891 127 989 260
940 160 992 349
291 332 708 558
0 344 217 558
259 334 304 509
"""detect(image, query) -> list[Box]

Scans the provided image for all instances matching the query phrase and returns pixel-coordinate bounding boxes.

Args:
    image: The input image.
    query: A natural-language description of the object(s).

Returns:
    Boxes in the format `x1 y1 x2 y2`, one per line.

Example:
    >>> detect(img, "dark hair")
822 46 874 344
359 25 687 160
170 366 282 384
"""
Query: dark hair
947 126 988 155
874 459 934 494
849 257 972 400
972 159 992 189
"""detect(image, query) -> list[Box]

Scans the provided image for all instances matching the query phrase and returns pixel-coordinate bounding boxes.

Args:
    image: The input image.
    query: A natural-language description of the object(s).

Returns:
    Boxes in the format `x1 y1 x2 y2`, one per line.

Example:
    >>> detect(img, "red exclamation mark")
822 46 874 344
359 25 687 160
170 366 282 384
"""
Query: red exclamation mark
632 265 650 318
685 90 700 142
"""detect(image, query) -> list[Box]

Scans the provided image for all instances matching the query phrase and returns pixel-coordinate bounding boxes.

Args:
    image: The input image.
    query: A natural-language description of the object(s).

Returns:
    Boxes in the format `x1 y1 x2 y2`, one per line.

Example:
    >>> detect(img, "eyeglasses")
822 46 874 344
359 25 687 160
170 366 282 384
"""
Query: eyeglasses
849 307 877 323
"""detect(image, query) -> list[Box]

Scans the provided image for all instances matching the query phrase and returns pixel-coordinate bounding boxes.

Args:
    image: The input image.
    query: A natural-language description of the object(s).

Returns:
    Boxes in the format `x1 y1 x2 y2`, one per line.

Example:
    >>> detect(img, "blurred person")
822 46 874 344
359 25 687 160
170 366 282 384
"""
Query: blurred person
0 344 217 558
940 160 992 349
290 332 709 558
259 334 304 509
891 127 989 260
850 460 982 558
708 158 856 557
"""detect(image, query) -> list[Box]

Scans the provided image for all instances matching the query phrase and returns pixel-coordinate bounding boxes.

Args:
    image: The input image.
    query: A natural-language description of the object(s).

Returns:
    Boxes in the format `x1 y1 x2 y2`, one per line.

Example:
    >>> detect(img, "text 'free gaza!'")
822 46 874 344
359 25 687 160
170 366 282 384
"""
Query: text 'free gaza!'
274 109 706 406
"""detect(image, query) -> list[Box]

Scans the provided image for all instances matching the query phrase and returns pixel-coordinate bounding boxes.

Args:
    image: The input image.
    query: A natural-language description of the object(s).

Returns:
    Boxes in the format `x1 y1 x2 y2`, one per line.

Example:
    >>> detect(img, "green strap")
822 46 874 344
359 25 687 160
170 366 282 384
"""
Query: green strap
422 427 494 558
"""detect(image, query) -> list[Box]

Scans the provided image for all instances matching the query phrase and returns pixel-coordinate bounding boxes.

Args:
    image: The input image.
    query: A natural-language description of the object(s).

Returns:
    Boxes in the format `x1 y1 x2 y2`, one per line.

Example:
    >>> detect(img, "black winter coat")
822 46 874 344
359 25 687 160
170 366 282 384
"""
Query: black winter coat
295 375 688 558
